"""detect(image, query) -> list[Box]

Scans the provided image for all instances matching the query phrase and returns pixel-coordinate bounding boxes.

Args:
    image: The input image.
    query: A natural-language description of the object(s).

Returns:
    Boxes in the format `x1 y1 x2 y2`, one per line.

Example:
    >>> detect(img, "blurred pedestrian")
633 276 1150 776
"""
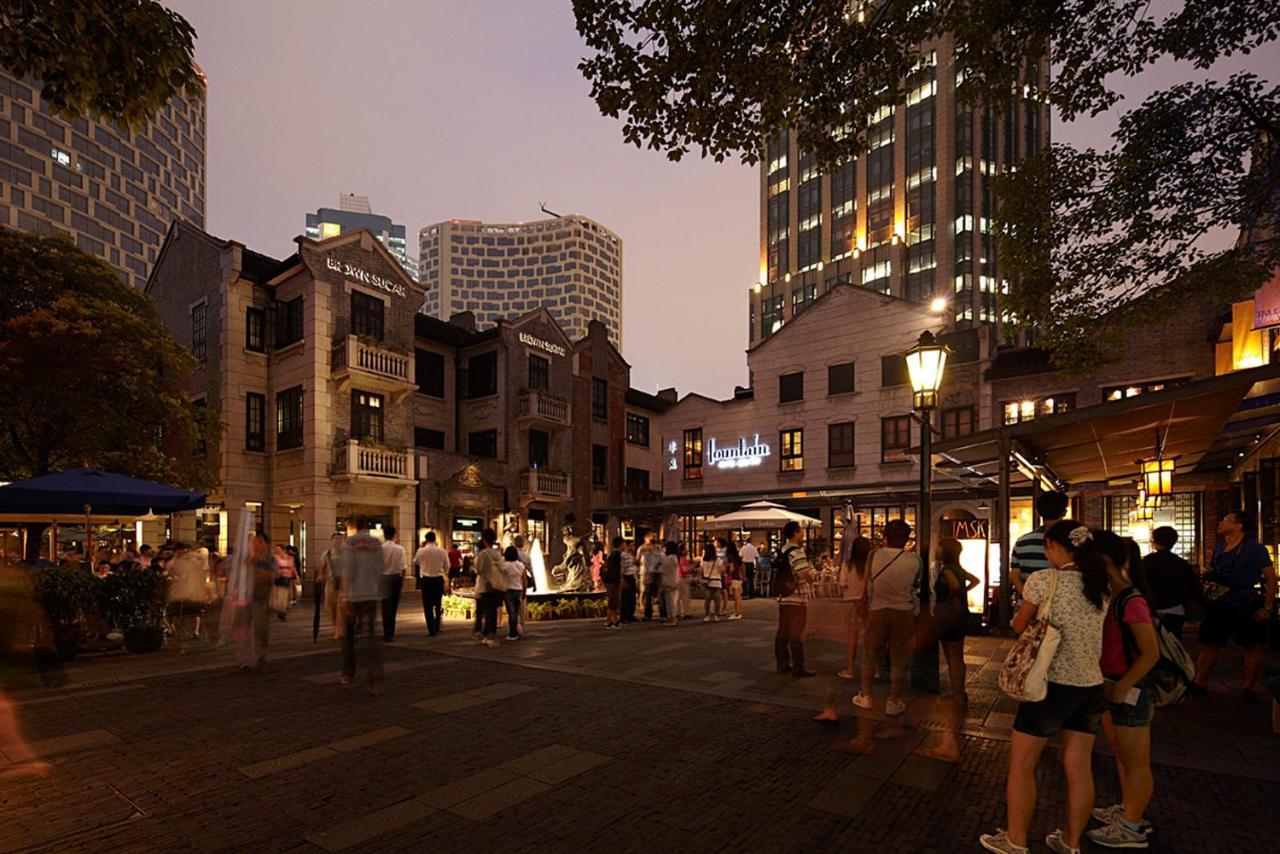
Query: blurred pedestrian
319 533 346 640
602 537 624 629
381 525 406 642
837 536 872 679
854 520 920 717
503 546 525 641
660 542 680 627
234 531 278 672
701 542 724 622
774 521 815 676
640 533 666 621
918 537 979 762
474 528 505 647
273 544 296 621
724 540 745 620
621 538 639 623
337 519 384 694
740 538 759 599
676 543 693 618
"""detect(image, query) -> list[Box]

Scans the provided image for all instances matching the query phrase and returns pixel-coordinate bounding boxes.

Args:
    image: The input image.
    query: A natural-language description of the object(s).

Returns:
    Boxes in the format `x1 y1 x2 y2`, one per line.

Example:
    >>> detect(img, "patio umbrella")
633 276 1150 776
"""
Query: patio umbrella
704 500 822 531
0 468 205 516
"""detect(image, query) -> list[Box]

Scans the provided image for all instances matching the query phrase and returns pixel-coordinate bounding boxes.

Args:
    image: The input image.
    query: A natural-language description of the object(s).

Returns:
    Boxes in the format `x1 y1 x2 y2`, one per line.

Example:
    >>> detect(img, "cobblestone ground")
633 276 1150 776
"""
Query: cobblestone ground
2 599 1276 853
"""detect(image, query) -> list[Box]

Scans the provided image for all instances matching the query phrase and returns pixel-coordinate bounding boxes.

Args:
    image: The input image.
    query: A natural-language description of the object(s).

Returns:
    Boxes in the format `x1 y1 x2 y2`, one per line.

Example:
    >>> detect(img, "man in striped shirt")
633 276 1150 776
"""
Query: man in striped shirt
1010 491 1070 595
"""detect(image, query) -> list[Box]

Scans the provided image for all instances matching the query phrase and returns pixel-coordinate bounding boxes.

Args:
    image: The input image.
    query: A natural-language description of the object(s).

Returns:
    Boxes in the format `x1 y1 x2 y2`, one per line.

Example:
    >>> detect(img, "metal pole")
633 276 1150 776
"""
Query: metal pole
919 409 932 570
998 437 1013 628
912 408 939 693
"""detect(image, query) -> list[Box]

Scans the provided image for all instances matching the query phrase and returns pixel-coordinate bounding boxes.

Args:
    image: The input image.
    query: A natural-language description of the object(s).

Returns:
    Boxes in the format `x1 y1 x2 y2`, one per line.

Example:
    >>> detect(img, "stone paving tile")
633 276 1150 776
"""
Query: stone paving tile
448 776 552 820
523 750 611 786
418 767 513 809
16 683 146 707
304 798 436 853
327 725 412 753
238 744 337 780
889 753 953 791
495 743 582 775
3 727 121 761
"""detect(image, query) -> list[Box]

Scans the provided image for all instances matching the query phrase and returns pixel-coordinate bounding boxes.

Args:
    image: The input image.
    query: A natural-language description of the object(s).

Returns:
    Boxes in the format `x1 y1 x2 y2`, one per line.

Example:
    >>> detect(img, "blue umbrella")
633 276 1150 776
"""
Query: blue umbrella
0 468 205 516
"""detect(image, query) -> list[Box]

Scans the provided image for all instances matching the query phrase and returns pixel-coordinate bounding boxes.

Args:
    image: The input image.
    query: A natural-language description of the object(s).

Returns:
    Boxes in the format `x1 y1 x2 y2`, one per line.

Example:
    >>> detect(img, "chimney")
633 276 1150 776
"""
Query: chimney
449 311 477 333
656 387 678 403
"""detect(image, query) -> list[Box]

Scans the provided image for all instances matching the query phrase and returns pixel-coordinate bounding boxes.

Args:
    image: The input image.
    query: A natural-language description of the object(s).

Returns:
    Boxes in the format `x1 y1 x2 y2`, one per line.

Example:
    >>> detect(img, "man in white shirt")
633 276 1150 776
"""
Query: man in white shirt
739 539 760 599
381 525 407 642
414 531 450 636
854 519 922 717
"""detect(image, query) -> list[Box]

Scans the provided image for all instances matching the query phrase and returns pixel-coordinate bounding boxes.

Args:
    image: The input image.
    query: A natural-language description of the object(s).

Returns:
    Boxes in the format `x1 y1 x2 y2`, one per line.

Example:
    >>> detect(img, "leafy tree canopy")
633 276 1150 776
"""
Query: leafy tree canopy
574 0 1280 372
0 0 201 128
0 229 219 490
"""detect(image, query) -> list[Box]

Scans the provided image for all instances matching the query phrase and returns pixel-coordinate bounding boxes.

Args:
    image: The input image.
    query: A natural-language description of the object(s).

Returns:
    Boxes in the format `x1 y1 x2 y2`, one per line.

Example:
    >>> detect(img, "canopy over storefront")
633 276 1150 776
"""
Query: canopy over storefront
704 500 823 530
926 363 1280 490
0 467 206 519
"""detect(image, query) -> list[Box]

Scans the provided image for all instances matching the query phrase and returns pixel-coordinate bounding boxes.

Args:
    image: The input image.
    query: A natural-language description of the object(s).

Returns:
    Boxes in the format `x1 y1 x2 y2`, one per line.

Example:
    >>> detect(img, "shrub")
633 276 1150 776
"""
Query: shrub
33 565 97 631
97 565 167 630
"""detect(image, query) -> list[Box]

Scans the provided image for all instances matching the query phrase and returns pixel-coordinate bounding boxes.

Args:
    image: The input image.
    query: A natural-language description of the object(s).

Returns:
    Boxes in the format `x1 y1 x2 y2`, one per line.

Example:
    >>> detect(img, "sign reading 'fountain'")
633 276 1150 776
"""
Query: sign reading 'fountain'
707 434 772 469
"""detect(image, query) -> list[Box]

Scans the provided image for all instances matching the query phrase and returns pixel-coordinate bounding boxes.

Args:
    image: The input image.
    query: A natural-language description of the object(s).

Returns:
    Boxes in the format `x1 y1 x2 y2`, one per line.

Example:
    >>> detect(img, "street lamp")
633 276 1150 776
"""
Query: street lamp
905 329 950 693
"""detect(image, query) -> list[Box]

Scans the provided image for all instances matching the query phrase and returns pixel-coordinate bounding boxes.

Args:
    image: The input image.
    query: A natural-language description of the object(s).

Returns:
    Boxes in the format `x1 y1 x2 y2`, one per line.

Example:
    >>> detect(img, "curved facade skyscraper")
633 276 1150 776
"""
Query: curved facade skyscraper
0 68 207 289
419 214 623 347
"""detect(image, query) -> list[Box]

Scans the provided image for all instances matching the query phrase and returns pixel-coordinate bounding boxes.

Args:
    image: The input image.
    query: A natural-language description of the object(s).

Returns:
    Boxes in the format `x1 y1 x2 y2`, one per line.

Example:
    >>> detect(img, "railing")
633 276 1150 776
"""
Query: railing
331 335 413 385
517 391 570 426
333 439 412 480
523 468 571 499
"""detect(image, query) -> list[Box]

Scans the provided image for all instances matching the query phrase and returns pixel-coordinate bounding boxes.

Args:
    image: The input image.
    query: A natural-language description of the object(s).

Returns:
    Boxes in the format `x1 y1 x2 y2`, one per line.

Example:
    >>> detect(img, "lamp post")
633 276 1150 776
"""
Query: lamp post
904 329 950 693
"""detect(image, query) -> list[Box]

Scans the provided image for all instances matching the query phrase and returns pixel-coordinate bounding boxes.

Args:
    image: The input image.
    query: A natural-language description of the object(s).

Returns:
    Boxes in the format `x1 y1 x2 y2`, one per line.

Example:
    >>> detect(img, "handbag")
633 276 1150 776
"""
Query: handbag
998 570 1062 702
268 584 290 613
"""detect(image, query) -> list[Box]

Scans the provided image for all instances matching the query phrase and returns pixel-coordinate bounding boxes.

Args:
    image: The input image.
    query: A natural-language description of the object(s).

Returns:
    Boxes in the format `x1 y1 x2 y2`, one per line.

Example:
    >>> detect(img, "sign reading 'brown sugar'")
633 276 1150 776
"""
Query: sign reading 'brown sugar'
325 255 407 298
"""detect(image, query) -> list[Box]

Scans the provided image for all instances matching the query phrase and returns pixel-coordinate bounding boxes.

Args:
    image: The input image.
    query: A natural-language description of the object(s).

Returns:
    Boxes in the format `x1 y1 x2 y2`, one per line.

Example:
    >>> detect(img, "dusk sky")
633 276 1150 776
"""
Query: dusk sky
167 0 1276 398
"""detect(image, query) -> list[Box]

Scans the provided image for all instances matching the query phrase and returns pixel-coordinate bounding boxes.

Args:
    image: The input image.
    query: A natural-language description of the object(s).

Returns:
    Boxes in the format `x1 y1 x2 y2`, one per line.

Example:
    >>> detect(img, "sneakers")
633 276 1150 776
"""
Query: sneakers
1091 804 1153 835
729 614 743 621
1045 829 1081 854
852 693 874 710
1086 820 1150 849
837 669 855 680
481 638 497 648
885 698 906 716
978 830 1028 854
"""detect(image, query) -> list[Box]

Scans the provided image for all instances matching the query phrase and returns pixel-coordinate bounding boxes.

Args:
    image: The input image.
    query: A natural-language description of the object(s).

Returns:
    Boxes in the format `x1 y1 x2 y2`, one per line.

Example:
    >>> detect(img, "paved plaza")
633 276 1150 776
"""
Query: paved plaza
3 601 1277 853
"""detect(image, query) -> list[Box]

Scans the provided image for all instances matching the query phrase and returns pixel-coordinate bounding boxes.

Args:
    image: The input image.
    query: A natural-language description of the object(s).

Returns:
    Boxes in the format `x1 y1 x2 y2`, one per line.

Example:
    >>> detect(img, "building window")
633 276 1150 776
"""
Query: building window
828 362 855 395
276 386 303 451
592 377 608 419
626 412 650 447
683 428 703 480
468 429 498 458
761 295 784 339
351 390 384 442
466 351 498 398
350 291 384 341
779 428 804 472
1102 378 1190 401
829 421 855 468
779 371 804 403
941 406 977 439
881 415 912 463
416 348 445 397
191 303 206 361
245 307 266 353
1002 394 1076 425
414 427 445 449
529 429 550 469
245 392 265 452
528 354 549 392
275 297 303 348
881 353 909 387
592 444 608 487
625 467 651 494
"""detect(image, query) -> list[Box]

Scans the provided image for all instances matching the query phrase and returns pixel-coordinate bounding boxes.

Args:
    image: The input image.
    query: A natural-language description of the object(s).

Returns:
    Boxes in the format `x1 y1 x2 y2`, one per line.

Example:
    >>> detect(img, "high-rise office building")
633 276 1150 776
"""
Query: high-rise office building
305 194 416 280
419 214 623 347
0 67 207 289
748 40 1049 347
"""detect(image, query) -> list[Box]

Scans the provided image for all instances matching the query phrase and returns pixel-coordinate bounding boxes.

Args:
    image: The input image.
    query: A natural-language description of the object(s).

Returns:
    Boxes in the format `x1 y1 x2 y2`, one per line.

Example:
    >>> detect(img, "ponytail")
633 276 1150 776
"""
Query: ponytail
1044 520 1113 611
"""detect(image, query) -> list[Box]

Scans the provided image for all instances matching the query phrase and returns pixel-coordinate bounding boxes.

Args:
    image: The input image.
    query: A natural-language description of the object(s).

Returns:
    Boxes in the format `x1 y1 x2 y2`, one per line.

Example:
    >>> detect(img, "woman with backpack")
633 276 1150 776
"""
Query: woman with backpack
980 522 1111 854
1086 538 1161 849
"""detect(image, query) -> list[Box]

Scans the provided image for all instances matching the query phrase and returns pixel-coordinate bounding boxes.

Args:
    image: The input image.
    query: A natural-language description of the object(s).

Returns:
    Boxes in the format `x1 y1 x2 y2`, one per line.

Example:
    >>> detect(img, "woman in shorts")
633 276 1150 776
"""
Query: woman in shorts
980 521 1111 854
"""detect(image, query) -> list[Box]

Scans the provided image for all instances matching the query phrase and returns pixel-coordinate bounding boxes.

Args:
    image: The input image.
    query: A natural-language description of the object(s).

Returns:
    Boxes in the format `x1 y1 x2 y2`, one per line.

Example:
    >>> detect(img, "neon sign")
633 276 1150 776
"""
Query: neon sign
325 256 407 297
707 434 772 469
518 332 566 357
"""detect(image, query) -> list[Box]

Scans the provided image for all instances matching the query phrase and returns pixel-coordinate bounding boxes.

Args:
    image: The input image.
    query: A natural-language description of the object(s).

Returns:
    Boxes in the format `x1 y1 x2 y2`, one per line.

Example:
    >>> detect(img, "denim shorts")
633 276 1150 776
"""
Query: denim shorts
1105 680 1155 728
1013 681 1106 738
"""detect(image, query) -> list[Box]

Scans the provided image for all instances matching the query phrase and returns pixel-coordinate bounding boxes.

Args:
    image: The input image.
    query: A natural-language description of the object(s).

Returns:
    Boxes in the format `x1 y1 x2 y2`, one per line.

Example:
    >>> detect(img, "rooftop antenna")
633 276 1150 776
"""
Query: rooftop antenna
539 201 562 218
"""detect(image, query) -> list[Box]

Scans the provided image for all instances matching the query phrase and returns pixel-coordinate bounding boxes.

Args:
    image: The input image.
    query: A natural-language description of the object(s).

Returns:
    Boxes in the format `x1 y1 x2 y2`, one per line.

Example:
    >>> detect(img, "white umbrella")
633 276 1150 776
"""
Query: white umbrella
704 500 822 530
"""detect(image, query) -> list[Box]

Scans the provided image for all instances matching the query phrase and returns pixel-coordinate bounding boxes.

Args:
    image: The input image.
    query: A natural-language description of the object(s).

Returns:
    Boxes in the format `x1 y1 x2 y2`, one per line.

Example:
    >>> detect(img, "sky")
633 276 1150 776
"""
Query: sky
166 0 1277 399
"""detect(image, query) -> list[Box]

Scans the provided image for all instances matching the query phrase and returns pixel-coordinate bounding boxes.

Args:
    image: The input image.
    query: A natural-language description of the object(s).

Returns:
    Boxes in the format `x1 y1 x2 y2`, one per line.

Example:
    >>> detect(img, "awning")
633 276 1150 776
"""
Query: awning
0 468 206 517
703 500 823 530
927 363 1280 489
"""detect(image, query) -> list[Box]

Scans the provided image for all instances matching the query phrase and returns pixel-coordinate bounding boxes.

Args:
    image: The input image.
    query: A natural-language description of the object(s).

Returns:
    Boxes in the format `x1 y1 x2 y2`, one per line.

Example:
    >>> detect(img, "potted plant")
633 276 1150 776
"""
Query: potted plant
32 565 95 660
99 565 168 653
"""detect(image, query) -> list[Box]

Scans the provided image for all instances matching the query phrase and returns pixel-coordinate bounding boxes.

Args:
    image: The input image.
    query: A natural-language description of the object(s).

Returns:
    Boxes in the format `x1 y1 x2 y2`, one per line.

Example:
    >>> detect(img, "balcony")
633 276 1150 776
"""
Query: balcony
332 439 416 485
331 335 416 402
521 468 571 502
516 390 571 427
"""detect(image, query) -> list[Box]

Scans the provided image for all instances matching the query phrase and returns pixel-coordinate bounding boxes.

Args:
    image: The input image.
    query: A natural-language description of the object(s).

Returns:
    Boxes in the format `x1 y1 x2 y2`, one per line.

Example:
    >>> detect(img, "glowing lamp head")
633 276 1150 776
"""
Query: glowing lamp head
904 329 951 410
752 282 762 294
1141 456 1175 497
929 296 948 314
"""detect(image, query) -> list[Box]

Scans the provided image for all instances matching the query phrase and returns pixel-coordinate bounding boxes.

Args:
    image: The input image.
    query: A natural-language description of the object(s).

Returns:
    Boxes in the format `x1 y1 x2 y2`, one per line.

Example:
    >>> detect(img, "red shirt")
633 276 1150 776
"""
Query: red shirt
1100 590 1152 678
448 548 462 571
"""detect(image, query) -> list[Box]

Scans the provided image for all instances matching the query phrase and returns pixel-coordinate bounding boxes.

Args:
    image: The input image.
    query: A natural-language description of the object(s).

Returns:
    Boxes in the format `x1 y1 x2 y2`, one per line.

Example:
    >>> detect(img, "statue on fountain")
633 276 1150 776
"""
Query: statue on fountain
551 514 594 592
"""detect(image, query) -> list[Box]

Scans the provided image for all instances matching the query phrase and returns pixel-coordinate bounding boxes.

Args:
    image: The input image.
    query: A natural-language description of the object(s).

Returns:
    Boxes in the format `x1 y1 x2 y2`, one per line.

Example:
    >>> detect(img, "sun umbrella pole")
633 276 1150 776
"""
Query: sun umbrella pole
84 504 93 563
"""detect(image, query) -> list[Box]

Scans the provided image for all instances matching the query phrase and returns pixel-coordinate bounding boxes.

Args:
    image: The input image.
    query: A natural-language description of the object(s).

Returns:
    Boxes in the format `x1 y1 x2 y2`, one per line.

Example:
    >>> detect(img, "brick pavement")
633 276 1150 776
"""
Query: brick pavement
2 598 1277 852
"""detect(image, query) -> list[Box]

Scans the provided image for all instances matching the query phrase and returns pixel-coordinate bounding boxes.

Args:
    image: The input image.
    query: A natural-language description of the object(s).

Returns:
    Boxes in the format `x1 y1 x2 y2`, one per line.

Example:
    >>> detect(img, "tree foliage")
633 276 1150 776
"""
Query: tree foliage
0 0 201 128
574 0 1280 372
0 229 219 489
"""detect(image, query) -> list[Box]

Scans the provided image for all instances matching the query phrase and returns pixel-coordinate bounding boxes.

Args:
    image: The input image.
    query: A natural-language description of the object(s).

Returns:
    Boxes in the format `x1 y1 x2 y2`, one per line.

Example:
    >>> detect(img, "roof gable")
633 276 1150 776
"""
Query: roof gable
748 282 938 357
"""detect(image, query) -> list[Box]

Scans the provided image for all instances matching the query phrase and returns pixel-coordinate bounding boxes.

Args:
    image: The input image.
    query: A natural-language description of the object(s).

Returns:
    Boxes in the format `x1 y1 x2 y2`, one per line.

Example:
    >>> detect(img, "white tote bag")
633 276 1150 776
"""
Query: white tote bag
998 570 1062 702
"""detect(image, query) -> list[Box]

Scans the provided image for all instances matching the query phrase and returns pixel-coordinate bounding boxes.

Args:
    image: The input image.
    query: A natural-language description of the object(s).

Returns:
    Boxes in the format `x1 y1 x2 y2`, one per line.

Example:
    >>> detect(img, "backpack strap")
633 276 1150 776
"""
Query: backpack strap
1114 586 1143 667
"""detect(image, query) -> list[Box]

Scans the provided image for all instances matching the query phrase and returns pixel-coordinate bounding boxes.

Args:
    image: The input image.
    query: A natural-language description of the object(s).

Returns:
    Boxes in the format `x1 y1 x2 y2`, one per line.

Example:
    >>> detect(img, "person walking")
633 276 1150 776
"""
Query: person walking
414 532 449 636
1011 491 1070 596
640 534 666 621
701 542 724 622
740 538 759 599
513 535 534 634
1192 510 1277 702
319 533 346 640
380 525 406 642
273 543 296 621
837 536 873 679
724 540 745 620
1087 538 1161 849
1140 526 1203 639
502 546 525 641
918 537 980 761
853 519 921 717
235 531 278 672
602 537 624 629
676 543 693 619
620 538 639 623
660 542 680 626
336 520 384 694
473 528 505 647
979 522 1111 854
774 521 815 676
